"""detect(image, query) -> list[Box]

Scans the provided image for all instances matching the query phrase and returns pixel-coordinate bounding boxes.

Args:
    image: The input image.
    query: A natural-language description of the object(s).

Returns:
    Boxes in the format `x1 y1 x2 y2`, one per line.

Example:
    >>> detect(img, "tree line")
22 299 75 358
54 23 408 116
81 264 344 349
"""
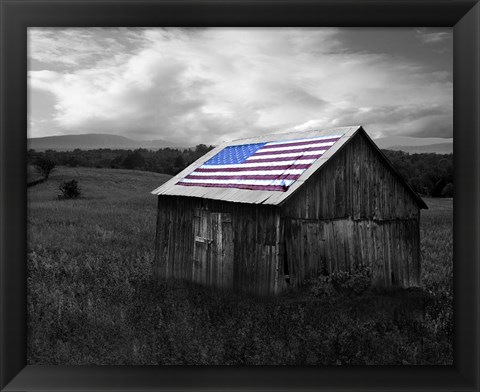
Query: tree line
28 145 215 176
382 150 453 197
28 146 453 197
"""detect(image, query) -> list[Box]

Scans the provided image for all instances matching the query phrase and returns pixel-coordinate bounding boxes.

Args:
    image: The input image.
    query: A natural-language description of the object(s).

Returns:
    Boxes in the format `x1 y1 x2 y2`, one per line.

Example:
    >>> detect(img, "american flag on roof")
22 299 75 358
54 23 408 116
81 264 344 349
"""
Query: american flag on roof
177 133 344 192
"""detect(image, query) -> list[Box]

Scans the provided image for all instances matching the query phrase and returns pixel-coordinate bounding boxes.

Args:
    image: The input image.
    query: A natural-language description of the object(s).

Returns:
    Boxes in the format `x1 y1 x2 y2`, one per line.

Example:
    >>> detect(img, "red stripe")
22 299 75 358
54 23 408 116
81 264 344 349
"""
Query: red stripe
195 164 311 172
253 149 326 157
261 137 340 150
184 174 301 181
177 182 288 192
246 155 322 163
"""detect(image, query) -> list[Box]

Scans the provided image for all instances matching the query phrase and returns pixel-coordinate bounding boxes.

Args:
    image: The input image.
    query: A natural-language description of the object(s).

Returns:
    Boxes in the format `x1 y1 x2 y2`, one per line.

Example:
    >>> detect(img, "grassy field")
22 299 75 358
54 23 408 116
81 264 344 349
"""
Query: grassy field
27 166 453 365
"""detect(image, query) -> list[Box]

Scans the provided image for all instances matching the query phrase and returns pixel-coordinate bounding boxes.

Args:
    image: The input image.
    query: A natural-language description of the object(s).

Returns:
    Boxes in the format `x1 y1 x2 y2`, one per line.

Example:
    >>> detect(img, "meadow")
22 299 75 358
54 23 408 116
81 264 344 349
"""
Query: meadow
27 166 453 365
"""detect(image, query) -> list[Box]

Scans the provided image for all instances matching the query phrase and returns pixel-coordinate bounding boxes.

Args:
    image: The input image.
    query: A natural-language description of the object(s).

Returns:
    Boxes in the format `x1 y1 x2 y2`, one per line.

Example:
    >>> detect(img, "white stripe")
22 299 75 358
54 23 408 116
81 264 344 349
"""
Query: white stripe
198 159 317 169
189 169 306 177
247 150 326 160
179 178 296 186
265 134 343 146
259 142 335 153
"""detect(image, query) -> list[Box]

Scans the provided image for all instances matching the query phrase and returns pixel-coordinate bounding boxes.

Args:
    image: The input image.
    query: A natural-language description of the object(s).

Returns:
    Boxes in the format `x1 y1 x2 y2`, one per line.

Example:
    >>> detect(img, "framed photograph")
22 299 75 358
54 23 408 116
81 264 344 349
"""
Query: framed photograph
1 0 479 391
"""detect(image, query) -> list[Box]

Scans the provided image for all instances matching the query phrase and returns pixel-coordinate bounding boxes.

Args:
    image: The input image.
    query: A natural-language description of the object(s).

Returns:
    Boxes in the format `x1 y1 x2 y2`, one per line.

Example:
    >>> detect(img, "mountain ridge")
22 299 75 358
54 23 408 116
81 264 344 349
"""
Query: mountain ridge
373 135 452 154
28 133 181 151
383 143 452 154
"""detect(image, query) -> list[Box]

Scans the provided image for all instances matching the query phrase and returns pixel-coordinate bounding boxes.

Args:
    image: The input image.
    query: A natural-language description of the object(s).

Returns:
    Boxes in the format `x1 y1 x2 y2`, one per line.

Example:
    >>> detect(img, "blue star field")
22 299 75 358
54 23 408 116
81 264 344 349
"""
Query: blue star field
204 143 266 165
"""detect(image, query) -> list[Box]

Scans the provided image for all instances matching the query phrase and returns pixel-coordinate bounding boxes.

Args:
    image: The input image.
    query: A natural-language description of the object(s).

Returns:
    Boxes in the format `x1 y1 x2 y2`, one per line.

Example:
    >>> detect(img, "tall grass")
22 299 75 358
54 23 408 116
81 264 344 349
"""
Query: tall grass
27 167 453 365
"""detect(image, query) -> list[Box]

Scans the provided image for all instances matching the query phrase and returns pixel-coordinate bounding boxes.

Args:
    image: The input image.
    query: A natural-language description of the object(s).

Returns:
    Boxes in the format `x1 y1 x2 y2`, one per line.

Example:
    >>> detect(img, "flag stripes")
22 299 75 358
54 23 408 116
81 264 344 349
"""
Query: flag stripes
184 174 301 181
186 169 305 176
177 134 343 192
194 164 312 172
178 182 289 192
247 150 327 159
179 178 297 186
191 159 318 169
256 140 339 153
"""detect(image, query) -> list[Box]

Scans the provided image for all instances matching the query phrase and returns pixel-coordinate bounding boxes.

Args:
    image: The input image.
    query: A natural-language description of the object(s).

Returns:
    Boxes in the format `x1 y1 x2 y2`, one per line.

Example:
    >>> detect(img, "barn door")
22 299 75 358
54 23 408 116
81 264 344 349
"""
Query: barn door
192 209 211 284
192 209 233 288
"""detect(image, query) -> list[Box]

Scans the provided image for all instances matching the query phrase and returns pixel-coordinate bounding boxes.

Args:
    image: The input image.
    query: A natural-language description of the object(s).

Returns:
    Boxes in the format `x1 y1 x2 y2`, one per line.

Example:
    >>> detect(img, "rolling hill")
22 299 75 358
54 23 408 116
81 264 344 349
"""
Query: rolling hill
27 133 180 151
384 143 453 154
373 136 453 154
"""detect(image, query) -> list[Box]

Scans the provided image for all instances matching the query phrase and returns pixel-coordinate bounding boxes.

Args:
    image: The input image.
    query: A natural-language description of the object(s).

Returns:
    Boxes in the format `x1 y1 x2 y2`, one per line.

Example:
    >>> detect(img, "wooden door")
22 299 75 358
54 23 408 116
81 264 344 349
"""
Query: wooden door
192 209 234 288
284 218 327 288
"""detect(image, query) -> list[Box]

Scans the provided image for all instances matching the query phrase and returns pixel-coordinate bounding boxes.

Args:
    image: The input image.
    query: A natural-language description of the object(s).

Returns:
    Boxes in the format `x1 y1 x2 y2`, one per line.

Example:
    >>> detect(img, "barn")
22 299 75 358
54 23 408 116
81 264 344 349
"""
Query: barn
151 126 428 296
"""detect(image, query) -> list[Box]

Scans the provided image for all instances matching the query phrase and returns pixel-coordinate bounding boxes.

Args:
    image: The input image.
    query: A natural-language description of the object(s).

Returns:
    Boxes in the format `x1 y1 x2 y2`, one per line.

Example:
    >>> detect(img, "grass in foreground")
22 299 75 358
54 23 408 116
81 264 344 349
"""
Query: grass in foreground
27 167 453 365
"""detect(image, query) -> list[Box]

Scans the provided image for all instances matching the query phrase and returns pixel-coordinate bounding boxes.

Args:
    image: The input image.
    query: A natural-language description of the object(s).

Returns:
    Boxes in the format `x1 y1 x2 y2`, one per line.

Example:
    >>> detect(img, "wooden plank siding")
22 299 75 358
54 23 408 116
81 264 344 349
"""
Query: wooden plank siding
282 218 420 288
155 195 283 296
281 131 422 289
282 132 420 220
154 196 195 282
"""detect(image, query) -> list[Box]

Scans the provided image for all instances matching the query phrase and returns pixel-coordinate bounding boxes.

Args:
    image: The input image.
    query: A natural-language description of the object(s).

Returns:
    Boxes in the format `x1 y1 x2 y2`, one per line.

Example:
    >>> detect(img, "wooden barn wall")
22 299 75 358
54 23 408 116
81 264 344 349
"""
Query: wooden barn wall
282 132 420 221
154 196 195 282
283 217 420 288
155 196 283 296
280 131 422 289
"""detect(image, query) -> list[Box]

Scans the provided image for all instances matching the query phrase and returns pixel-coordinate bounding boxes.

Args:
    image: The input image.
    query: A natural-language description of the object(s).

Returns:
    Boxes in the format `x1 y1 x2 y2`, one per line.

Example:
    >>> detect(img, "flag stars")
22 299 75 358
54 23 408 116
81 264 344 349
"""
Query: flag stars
204 142 266 165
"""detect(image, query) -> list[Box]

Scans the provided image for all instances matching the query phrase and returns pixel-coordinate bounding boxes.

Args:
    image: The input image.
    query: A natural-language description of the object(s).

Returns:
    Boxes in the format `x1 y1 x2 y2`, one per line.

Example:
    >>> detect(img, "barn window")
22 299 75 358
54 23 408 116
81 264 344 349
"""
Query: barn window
192 209 234 288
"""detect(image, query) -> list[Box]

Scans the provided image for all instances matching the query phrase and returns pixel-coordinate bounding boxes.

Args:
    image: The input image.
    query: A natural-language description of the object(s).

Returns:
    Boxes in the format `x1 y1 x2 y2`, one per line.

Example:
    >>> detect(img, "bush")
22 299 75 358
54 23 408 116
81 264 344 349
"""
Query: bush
309 265 371 298
58 180 81 199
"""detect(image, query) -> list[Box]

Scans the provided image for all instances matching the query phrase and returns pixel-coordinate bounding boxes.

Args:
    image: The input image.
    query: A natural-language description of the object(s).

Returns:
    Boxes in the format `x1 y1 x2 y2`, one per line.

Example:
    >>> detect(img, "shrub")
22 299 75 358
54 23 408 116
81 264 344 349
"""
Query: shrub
333 265 371 295
308 274 336 298
309 265 371 298
58 180 81 199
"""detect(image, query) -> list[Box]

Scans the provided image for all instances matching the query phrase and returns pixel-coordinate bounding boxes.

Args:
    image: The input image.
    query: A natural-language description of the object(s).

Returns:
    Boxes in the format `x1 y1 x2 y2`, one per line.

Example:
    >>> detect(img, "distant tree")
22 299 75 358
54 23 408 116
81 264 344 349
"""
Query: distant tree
34 156 56 179
431 179 447 198
195 144 213 155
173 155 186 173
122 151 145 170
409 177 428 196
65 156 81 167
162 162 175 175
441 183 454 197
110 155 125 169
58 180 81 199
27 149 39 164
383 150 453 197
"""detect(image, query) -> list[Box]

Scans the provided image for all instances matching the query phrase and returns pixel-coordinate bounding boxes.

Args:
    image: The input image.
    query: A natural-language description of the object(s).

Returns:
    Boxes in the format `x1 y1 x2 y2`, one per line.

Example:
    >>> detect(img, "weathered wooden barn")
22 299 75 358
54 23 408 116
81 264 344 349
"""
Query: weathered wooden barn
151 126 427 296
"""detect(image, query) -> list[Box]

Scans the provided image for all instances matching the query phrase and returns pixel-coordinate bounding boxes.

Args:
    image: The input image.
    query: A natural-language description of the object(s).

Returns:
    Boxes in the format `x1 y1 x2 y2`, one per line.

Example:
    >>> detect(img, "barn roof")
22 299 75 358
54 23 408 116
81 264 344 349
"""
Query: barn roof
151 126 427 208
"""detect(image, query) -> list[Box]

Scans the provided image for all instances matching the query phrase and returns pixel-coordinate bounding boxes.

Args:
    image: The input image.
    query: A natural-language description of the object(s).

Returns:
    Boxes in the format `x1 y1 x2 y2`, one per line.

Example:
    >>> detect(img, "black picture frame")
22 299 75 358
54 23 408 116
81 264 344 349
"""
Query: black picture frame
1 1 478 391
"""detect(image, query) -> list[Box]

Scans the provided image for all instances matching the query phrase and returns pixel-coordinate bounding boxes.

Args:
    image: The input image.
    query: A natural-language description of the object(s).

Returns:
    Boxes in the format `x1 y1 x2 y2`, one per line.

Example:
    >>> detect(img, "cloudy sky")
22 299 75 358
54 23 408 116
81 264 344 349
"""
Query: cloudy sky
28 27 452 145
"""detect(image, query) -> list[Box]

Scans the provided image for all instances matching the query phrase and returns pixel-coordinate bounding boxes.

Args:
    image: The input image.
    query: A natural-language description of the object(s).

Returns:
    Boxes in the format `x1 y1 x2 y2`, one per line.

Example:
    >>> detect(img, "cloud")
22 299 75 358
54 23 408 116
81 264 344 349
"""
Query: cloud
28 28 146 68
28 27 452 144
287 101 453 139
415 28 451 45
